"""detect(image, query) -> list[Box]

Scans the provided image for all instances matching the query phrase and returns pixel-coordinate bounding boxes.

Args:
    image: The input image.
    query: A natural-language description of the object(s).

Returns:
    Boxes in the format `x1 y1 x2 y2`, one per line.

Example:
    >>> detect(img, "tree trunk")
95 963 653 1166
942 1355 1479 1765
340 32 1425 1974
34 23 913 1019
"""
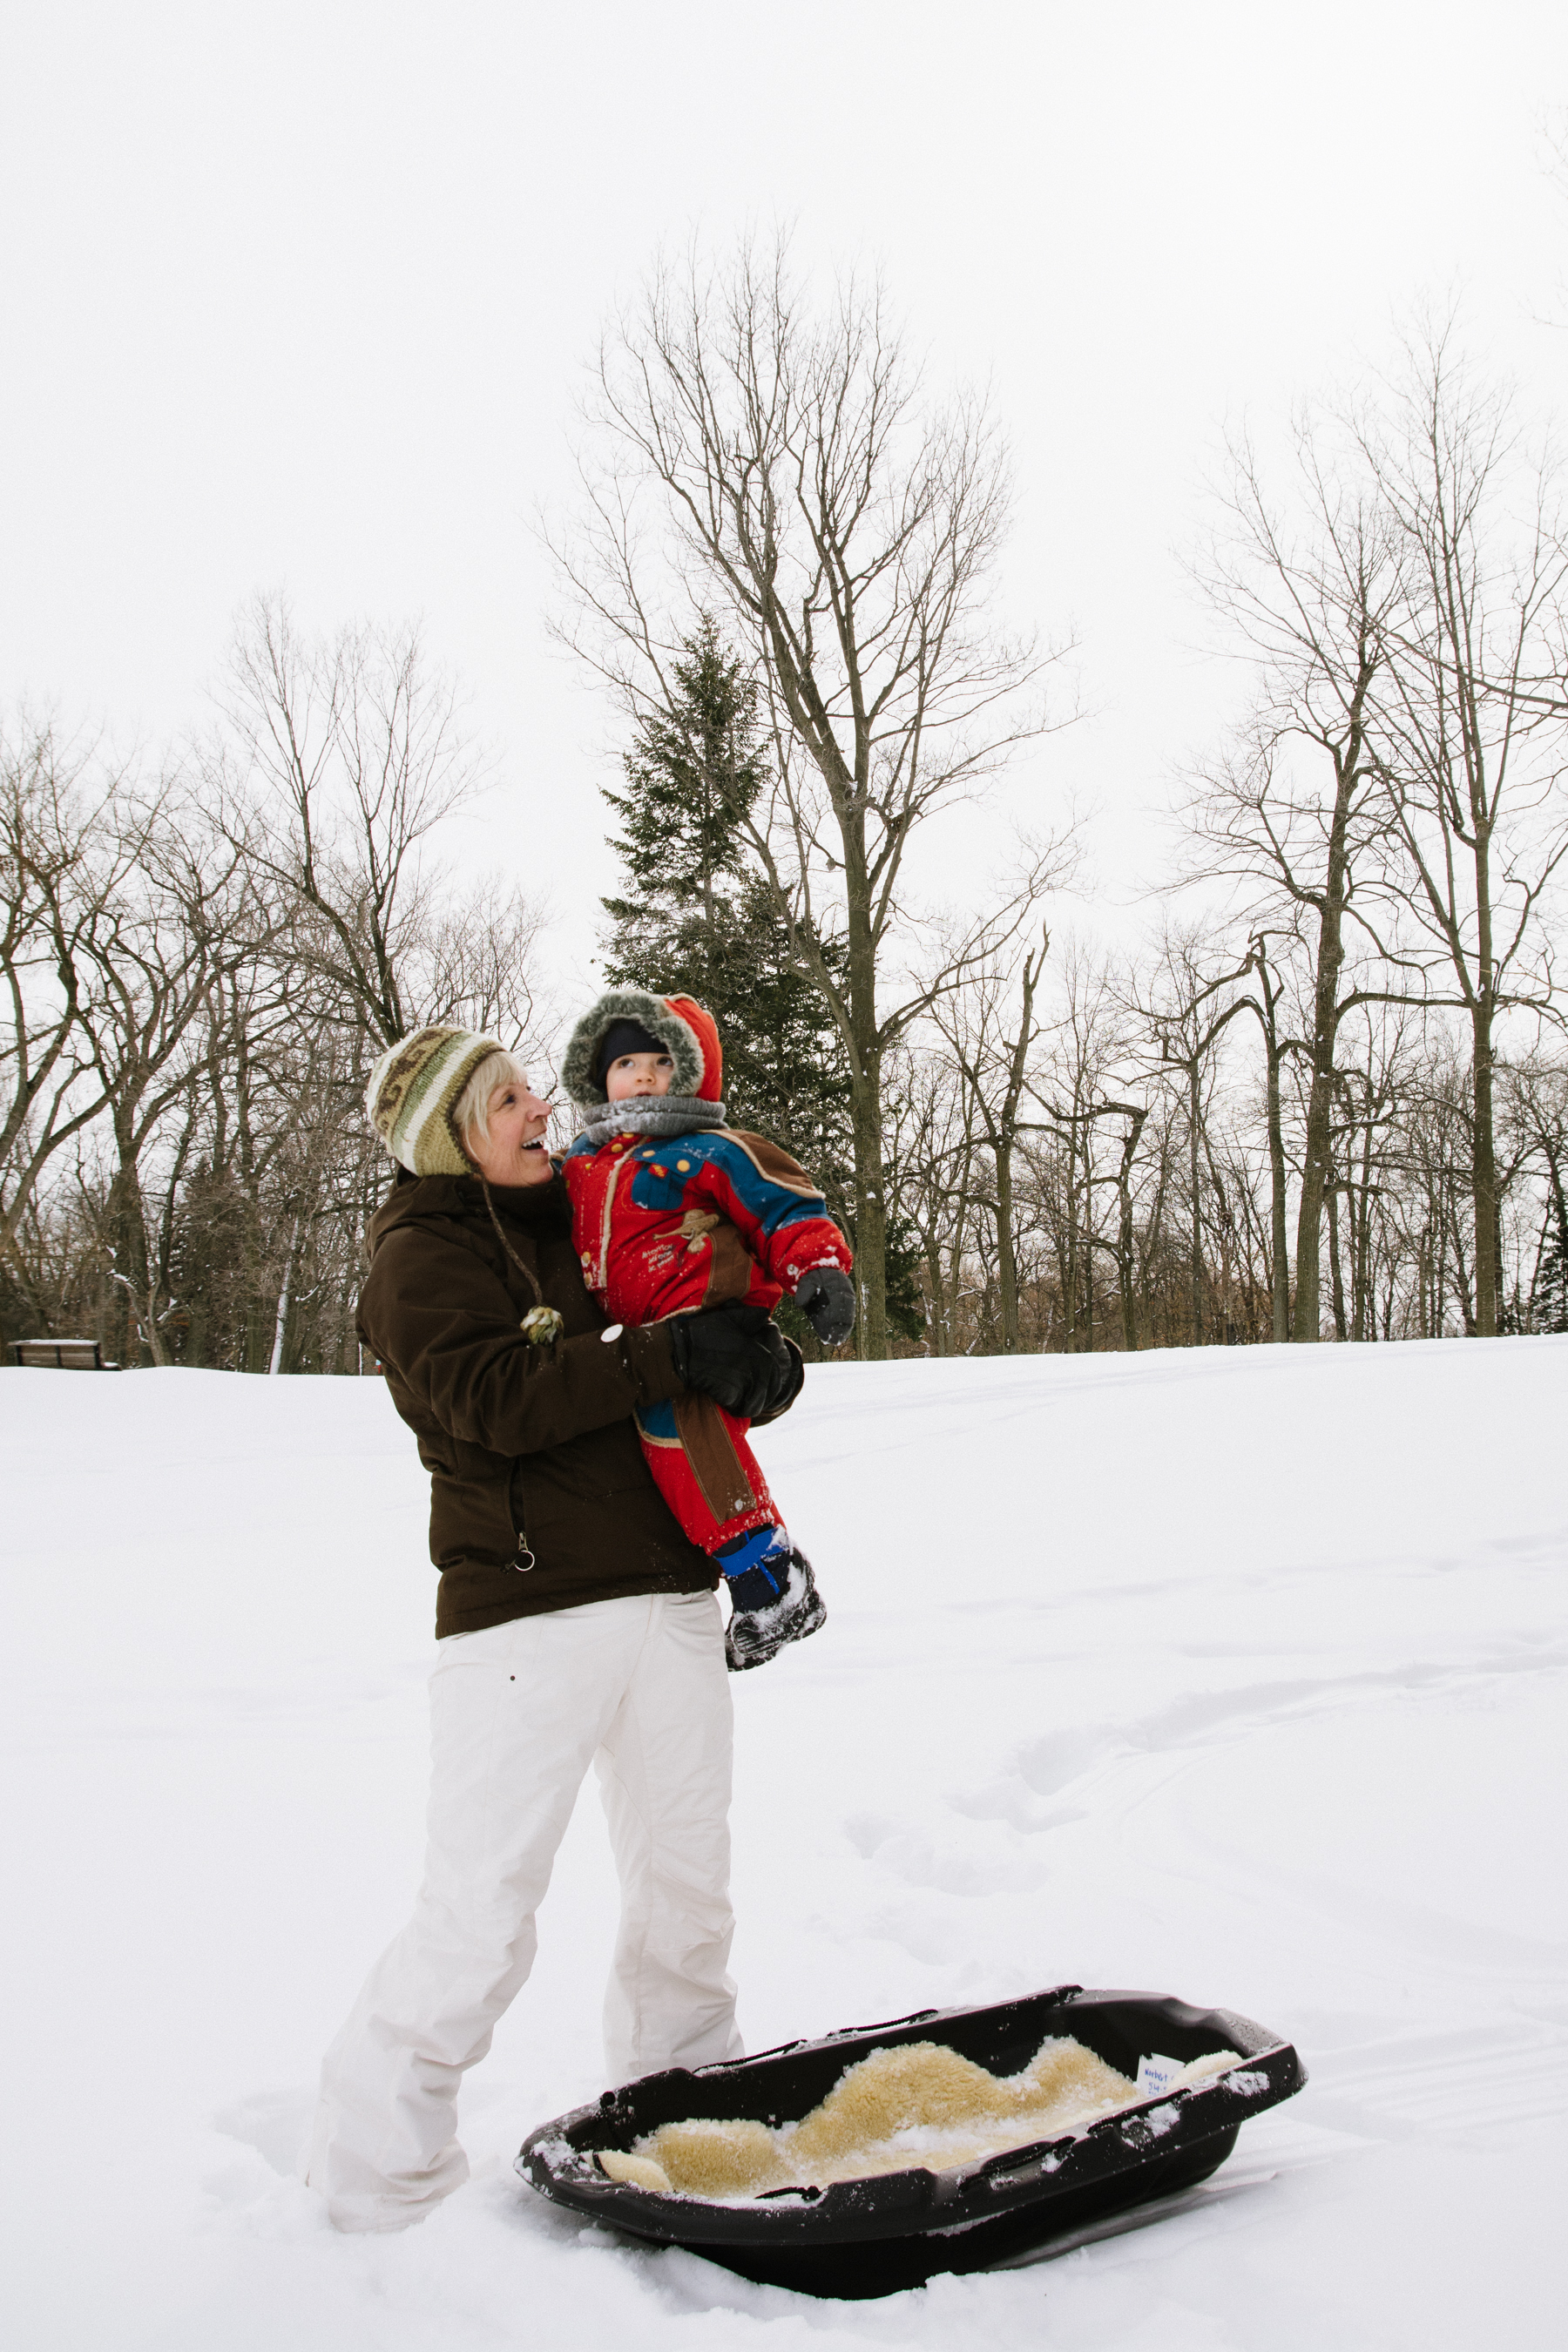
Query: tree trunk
1293 924 1344 1340
1352 1116 1375 1342
1188 1063 1203 1345
1290 722 1365 1343
110 1139 168 1368
1115 1111 1145 1353
944 1225 967 1354
994 1141 1019 1353
1265 1035 1289 1342
268 1214 301 1375
1327 1183 1348 1341
1470 836 1498 1336
848 1064 889 1358
1118 1233 1137 1351
923 1240 948 1355
839 851 889 1356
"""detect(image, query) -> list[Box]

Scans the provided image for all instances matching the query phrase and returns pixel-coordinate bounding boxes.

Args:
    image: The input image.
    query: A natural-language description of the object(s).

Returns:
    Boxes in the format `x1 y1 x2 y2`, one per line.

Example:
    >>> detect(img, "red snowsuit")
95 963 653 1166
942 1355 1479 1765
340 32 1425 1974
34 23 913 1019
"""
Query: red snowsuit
561 997 852 1556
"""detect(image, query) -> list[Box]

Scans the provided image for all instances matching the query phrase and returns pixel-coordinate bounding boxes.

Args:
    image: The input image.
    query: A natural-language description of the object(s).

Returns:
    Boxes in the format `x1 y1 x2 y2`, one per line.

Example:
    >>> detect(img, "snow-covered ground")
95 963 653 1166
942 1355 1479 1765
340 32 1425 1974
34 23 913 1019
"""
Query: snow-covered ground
3 1341 1564 2349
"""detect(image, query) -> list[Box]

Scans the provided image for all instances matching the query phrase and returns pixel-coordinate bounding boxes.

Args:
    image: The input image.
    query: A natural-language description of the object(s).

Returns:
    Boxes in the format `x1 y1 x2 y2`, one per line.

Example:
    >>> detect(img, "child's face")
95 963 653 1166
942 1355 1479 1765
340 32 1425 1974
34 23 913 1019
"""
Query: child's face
606 1050 676 1103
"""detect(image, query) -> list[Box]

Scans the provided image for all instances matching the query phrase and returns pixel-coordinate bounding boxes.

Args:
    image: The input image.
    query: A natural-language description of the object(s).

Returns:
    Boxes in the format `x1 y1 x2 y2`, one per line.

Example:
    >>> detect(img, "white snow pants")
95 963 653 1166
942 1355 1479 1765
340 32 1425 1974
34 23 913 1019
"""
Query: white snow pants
305 1588 741 2232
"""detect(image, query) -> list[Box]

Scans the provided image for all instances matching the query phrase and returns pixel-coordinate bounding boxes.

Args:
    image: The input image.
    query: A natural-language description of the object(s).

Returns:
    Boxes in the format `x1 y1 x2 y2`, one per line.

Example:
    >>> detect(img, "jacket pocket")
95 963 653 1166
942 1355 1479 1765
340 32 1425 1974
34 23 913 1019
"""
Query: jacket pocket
431 1465 519 1570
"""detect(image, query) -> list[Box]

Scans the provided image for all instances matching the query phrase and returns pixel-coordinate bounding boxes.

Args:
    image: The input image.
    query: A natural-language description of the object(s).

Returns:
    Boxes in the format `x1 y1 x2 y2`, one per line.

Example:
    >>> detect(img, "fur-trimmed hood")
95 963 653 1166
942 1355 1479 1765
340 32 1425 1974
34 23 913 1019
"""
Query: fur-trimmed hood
562 988 725 1110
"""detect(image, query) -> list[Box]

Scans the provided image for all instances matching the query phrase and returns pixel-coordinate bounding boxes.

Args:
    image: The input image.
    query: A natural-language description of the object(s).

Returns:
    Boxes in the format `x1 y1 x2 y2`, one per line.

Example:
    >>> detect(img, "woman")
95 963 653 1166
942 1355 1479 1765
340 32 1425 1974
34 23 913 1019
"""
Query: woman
304 1024 801 2233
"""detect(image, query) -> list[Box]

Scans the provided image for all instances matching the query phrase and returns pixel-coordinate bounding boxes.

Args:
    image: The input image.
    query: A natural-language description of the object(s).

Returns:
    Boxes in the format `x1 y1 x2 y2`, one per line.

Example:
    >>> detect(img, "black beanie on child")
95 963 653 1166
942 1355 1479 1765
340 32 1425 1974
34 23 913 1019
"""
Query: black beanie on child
594 1017 666 1088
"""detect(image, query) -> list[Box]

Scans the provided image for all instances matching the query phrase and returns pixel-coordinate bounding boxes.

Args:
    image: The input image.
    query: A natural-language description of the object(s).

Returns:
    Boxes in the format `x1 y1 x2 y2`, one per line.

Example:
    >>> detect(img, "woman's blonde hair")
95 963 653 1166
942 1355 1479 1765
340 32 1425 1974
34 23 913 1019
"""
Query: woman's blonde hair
453 1049 530 1154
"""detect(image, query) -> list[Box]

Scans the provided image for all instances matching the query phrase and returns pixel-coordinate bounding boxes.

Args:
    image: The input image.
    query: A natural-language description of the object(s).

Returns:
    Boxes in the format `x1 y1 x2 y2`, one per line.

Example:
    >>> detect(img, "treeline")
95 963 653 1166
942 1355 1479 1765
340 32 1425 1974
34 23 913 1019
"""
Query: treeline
1 599 545 1369
889 981 1568 1355
583 614 1568 1362
5 245 1568 1368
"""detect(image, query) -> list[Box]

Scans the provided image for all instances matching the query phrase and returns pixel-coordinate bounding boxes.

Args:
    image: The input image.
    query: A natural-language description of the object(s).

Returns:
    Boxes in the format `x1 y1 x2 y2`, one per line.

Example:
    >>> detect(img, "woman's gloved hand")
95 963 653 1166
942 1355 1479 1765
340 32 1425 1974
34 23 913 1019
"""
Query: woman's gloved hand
667 1304 797 1421
751 1334 804 1424
794 1266 856 1347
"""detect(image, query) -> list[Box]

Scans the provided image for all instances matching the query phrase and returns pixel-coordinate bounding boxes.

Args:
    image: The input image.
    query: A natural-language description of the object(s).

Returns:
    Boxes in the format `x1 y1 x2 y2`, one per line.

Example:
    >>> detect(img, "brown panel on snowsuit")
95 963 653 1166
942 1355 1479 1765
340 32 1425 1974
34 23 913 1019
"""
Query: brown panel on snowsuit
725 1129 827 1199
700 1217 757 1308
672 1391 758 1524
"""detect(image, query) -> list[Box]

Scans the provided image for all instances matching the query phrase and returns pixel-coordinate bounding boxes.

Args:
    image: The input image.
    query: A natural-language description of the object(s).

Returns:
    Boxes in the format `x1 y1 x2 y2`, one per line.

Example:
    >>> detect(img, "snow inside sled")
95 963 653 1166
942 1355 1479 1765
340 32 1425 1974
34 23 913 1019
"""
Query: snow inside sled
517 1983 1306 2299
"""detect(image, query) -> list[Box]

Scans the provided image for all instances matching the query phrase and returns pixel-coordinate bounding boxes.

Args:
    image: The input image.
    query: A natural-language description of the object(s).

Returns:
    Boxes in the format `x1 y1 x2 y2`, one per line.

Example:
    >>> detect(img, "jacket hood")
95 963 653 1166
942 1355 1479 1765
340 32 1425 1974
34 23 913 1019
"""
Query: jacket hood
561 988 723 1111
366 1166 570 1260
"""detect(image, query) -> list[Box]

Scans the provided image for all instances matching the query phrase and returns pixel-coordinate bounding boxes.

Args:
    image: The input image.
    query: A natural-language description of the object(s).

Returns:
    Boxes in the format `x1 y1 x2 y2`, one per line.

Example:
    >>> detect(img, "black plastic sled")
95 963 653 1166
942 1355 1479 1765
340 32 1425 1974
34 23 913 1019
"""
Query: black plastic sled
517 1982 1306 2300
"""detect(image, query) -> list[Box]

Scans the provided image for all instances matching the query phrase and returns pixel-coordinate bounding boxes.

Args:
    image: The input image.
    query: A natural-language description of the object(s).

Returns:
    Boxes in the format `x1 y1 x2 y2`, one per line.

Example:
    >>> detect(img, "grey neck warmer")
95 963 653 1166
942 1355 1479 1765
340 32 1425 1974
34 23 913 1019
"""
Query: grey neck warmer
574 1094 728 1149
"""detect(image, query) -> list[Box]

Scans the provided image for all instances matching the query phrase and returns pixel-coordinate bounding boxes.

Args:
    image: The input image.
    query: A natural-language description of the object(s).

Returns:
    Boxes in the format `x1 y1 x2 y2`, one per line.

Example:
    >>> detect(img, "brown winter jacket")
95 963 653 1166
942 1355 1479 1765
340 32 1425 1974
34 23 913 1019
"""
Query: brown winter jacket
358 1165 721 1638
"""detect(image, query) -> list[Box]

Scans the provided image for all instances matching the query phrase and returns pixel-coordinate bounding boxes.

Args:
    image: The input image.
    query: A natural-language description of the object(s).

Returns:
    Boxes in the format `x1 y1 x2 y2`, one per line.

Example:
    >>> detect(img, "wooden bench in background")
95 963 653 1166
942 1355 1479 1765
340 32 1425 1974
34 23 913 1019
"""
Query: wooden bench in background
10 1338 119 1370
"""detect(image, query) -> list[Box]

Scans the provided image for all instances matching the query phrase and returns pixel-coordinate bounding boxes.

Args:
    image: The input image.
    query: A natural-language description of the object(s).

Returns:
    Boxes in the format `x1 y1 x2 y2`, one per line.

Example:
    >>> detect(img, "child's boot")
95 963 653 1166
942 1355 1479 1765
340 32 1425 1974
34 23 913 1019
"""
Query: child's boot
720 1534 827 1672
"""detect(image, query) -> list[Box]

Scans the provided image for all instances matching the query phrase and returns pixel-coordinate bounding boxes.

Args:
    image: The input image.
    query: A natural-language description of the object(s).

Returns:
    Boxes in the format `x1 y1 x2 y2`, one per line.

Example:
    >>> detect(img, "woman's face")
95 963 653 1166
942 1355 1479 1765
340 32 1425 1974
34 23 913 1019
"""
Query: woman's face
465 1076 554 1187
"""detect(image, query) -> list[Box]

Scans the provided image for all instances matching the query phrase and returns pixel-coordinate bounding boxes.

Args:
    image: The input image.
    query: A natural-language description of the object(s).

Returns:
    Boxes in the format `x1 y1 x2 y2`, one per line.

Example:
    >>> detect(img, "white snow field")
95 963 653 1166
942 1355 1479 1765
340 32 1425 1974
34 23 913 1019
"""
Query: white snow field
3 1341 1565 2350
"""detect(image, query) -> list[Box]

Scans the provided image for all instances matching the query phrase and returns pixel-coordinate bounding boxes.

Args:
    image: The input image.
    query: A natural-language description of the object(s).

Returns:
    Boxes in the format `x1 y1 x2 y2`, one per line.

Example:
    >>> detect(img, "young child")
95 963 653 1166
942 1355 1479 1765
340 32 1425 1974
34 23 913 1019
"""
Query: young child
559 987 855 1671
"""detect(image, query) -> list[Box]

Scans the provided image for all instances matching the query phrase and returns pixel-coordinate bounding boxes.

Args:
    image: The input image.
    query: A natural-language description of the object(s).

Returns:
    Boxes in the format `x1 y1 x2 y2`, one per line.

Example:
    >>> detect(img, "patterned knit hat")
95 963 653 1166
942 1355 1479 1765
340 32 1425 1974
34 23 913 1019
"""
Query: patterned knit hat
364 1025 504 1177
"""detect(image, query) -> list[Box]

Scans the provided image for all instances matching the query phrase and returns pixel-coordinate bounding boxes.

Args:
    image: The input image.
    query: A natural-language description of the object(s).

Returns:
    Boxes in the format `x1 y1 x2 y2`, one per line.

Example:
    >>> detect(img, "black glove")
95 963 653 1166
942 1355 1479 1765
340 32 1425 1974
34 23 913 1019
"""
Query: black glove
751 1335 804 1425
667 1303 795 1421
795 1266 855 1348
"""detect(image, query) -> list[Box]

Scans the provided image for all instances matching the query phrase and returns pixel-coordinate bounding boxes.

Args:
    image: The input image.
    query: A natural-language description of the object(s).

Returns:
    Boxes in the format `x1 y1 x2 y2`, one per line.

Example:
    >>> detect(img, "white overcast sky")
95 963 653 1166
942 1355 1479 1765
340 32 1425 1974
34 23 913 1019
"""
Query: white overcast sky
3 1 1566 1025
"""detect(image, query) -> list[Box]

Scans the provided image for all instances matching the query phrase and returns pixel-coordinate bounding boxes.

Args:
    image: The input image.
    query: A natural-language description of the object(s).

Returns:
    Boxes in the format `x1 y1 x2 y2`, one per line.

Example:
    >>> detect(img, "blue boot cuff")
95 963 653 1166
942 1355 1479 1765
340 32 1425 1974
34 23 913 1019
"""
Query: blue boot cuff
717 1524 787 1579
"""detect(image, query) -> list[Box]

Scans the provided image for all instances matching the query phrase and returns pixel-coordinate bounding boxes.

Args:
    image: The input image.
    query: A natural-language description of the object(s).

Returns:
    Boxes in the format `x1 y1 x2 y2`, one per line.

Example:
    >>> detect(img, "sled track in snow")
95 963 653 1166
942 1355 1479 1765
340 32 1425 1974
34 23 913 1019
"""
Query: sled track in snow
1309 2029 1568 2140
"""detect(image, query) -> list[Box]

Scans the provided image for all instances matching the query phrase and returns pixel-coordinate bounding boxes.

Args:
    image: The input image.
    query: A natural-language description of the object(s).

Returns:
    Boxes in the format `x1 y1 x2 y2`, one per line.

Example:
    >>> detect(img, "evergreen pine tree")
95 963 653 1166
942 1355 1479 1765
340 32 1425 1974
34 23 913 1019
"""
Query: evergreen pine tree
601 614 762 991
1534 1206 1568 1333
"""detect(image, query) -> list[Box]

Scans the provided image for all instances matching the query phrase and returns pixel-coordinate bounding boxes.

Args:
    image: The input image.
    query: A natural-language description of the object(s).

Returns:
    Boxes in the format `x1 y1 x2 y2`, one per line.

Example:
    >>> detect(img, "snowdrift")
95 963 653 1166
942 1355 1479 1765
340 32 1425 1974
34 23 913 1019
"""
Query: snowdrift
3 1338 1565 2349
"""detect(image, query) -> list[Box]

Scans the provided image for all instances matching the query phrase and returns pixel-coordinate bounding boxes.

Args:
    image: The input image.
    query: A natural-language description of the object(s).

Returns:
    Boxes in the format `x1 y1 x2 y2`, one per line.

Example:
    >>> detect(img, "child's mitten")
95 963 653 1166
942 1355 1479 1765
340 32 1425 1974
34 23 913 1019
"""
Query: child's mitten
795 1266 855 1347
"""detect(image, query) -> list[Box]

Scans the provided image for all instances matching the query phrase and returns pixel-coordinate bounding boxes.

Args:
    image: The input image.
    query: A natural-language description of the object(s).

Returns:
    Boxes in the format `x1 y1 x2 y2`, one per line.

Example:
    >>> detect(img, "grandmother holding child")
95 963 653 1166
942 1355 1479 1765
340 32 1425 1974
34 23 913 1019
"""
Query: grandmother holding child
305 997 853 2233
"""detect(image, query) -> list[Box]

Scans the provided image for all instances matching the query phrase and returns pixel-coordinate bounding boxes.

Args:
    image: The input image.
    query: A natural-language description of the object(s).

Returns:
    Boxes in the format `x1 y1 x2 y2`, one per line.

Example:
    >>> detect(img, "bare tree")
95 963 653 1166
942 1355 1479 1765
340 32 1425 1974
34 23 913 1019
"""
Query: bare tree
1188 418 1410 1339
1235 929 1294 1342
68 781 247 1366
881 1044 977 1355
1024 943 1141 1354
550 235 1072 1355
0 727 145 1297
929 869 1086 1352
1142 929 1252 1347
945 964 1042 1355
4 606 550 1367
421 874 546 1051
1362 334 1568 1335
1507 1051 1568 1327
215 594 495 1051
1325 1000 1417 1342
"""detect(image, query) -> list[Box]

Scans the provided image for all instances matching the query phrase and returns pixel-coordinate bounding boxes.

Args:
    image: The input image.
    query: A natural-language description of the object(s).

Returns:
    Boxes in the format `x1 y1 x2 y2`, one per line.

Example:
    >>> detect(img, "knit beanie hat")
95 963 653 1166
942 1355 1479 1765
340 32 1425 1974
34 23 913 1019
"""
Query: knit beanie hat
593 1016 666 1088
364 1025 504 1177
